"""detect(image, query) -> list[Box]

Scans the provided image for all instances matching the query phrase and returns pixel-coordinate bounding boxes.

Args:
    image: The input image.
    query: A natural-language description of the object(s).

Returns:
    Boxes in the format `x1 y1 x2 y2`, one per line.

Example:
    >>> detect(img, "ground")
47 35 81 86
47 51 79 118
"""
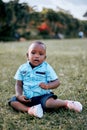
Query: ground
0 39 87 130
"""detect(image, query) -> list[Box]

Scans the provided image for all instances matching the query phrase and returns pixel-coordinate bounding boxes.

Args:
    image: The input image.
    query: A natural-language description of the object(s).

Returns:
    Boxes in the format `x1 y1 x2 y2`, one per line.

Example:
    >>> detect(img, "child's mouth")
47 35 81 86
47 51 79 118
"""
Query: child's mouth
34 59 39 63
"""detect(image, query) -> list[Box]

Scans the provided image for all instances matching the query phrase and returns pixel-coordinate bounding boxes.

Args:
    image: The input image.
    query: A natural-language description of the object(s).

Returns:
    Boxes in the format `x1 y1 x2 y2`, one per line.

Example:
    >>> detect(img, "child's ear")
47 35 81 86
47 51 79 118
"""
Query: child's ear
45 55 47 59
26 53 28 58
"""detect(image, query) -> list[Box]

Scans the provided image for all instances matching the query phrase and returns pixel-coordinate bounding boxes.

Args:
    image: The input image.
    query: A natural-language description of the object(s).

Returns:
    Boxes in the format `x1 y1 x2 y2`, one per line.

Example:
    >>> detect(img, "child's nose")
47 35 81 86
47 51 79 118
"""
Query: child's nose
35 54 39 57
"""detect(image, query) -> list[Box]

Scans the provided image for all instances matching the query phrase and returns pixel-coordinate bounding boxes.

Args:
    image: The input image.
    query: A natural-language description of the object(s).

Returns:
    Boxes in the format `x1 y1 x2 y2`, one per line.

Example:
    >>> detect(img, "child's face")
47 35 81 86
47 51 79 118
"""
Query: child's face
27 43 46 66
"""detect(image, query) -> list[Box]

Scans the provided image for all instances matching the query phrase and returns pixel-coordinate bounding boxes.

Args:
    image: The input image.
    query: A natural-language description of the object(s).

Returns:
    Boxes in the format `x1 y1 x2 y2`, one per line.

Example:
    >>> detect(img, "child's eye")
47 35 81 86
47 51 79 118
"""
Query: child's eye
39 53 43 55
31 52 35 54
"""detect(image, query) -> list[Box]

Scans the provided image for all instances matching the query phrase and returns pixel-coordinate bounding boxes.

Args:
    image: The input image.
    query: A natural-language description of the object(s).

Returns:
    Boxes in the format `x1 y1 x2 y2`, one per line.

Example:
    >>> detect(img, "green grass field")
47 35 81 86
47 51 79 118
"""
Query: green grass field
0 39 87 130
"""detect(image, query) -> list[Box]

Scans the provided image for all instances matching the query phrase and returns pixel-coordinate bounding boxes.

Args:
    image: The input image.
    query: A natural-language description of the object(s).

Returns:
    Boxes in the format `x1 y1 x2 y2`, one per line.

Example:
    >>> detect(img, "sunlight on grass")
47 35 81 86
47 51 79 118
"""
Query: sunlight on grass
0 39 87 130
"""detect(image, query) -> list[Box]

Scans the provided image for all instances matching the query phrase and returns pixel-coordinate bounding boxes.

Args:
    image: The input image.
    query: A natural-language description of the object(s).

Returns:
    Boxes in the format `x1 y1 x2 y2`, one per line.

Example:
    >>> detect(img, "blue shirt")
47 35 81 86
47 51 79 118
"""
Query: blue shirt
14 61 58 98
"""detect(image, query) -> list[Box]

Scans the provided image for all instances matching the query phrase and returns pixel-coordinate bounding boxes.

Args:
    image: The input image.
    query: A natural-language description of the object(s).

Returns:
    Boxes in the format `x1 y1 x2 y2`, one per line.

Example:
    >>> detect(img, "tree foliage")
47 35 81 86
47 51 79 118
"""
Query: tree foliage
0 0 87 41
0 0 30 41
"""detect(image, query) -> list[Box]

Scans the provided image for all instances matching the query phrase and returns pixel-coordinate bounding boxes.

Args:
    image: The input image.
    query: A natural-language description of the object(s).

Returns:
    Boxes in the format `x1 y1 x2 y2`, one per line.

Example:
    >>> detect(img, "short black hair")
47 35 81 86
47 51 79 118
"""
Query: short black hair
32 41 46 47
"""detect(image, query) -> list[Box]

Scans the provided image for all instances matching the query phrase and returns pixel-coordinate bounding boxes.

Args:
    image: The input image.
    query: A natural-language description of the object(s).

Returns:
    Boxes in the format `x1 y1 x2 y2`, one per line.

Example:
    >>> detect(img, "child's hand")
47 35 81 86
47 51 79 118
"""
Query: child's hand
17 95 31 103
39 82 49 90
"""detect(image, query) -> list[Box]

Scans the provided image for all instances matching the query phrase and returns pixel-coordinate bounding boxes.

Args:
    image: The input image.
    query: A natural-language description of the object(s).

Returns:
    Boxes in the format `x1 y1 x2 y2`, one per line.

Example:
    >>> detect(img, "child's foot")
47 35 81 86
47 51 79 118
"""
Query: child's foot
66 100 83 112
28 104 43 118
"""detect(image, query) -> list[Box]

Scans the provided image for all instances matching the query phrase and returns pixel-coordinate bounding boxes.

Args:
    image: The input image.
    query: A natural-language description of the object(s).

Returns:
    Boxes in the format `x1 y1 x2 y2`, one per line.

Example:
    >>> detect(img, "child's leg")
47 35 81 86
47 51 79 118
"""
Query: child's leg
10 101 28 112
45 98 67 109
45 98 82 112
10 101 43 118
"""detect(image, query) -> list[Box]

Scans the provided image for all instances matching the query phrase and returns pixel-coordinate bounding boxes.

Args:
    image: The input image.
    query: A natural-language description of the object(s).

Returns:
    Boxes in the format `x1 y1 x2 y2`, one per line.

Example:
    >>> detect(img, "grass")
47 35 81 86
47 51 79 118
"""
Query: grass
0 39 87 130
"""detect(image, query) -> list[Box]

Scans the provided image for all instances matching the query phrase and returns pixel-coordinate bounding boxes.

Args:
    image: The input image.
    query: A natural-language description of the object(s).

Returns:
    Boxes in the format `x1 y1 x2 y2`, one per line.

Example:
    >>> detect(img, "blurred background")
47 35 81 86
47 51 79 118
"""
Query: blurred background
0 0 87 41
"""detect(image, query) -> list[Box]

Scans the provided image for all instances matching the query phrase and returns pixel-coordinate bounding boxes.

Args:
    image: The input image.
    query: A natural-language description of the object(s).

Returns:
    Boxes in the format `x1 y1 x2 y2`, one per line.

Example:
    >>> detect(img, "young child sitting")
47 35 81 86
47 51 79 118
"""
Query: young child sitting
8 41 82 118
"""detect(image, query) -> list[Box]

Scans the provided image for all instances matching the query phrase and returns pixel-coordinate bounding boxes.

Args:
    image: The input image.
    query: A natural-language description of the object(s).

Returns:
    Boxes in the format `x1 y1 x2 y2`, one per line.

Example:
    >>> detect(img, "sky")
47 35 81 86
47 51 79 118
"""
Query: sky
3 0 87 20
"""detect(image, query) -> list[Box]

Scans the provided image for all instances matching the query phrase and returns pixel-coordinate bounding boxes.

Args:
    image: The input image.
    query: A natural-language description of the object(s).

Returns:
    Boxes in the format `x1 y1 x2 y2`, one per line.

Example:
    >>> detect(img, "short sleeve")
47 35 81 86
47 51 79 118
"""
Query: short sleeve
14 66 23 81
46 64 58 82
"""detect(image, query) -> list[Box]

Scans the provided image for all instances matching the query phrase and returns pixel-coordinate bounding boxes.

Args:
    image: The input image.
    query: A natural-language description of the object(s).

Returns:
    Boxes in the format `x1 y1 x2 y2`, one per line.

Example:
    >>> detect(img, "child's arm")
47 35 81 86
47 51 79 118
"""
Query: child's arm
39 79 60 90
15 80 23 96
15 80 31 102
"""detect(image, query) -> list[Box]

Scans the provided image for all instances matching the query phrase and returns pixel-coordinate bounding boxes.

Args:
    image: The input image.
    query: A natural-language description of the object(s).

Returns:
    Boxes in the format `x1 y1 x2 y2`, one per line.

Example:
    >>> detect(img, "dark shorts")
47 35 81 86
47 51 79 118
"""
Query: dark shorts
8 93 57 110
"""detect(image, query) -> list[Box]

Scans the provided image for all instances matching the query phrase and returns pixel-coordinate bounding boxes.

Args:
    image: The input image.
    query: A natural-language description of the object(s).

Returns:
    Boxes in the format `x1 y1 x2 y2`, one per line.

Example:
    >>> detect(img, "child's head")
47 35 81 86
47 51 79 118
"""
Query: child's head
27 41 46 67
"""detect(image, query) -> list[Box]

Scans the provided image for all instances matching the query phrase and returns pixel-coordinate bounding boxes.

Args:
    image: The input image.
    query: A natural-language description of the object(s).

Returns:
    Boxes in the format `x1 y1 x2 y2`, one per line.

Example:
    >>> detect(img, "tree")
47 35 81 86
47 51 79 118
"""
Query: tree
0 0 11 41
0 0 30 41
